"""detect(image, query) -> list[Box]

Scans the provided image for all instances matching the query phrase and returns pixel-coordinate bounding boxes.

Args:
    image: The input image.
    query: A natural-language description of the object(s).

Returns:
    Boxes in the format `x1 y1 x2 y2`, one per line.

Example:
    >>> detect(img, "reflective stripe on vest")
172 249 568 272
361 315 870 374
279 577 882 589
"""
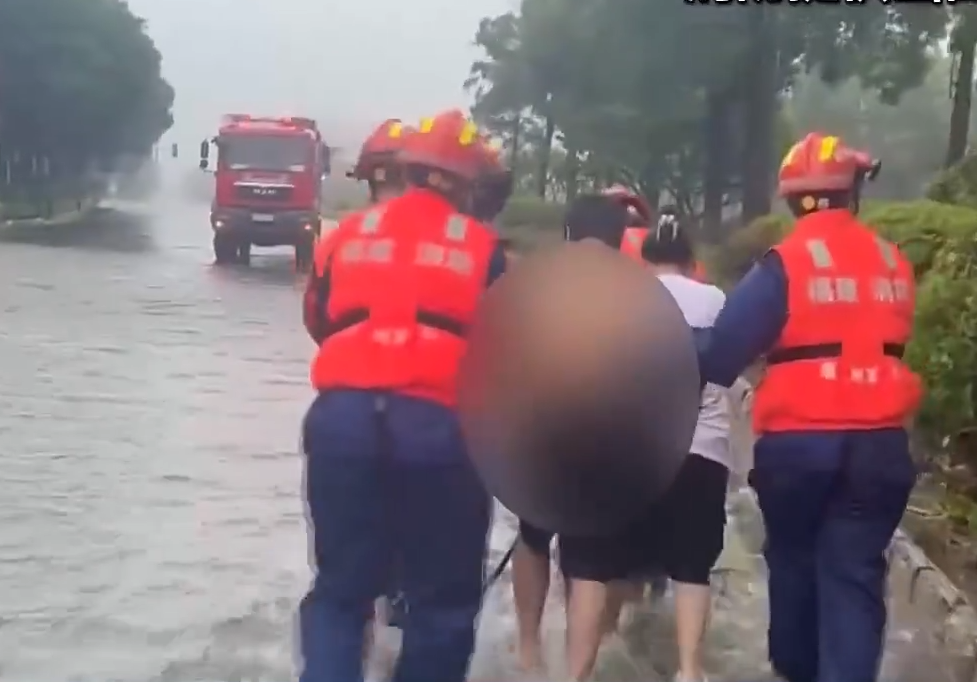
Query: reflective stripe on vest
327 211 477 342
774 235 911 385
337 209 474 277
801 237 910 307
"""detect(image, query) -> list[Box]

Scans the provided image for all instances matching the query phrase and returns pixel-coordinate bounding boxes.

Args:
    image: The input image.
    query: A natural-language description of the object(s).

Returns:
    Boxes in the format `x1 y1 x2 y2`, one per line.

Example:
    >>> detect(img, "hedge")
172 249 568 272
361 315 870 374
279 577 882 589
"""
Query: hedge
496 194 565 251
927 154 977 209
707 200 977 284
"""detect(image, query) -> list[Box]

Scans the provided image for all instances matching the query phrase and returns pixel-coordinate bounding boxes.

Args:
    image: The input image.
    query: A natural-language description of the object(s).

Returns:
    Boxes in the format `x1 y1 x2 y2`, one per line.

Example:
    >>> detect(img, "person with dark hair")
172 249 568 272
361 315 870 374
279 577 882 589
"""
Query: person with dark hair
616 210 735 682
509 190 653 680
695 132 918 682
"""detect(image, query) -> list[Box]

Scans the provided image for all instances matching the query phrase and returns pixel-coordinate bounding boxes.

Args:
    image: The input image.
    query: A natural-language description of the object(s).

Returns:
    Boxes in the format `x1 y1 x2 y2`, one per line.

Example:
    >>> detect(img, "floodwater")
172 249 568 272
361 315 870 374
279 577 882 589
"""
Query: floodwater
0 178 973 682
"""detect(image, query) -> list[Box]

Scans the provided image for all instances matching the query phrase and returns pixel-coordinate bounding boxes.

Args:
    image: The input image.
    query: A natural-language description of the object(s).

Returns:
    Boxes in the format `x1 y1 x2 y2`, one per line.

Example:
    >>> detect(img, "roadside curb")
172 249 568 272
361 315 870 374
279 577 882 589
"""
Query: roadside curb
0 200 99 230
735 384 977 657
887 528 977 682
732 478 977 680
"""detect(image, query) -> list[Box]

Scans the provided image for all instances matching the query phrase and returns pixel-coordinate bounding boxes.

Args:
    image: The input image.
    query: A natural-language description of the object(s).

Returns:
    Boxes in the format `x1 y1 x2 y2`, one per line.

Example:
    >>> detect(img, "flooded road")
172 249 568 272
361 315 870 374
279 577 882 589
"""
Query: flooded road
1 188 975 682
0 196 315 681
0 193 551 682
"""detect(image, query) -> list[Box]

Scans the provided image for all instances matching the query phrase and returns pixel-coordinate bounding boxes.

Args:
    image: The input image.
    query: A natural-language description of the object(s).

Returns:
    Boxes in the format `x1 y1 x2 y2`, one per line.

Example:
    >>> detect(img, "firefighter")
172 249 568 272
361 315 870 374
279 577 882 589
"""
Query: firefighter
299 110 508 682
328 118 417 662
602 184 653 261
346 118 416 204
696 132 921 682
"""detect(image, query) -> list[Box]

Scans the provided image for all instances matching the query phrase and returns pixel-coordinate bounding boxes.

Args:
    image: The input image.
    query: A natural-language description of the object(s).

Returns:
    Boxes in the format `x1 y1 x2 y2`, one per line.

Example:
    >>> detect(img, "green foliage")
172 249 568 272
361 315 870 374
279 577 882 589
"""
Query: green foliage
907 240 977 441
0 0 173 177
928 154 977 208
708 213 791 283
497 194 564 231
467 0 950 225
709 200 977 282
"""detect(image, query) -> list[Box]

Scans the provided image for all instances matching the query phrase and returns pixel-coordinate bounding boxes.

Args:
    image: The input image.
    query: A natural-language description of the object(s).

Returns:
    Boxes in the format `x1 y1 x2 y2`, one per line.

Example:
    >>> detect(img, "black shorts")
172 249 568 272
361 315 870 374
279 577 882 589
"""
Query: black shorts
518 454 728 585
518 519 634 583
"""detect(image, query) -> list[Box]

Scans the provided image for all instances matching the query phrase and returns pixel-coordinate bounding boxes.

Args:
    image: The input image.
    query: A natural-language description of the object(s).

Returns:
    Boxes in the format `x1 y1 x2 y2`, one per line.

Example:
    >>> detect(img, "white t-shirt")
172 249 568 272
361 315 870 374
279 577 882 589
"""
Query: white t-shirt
657 273 733 470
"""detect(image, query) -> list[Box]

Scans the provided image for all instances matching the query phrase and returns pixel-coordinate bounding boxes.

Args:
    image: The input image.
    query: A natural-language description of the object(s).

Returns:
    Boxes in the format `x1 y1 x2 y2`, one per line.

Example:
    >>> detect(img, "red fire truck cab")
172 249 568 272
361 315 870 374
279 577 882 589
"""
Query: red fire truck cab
200 114 331 268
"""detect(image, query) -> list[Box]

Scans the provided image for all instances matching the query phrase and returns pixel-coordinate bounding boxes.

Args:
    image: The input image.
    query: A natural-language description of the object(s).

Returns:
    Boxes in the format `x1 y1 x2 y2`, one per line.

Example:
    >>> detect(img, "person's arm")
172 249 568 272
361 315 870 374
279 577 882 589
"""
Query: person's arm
485 241 508 287
303 246 334 346
696 251 789 388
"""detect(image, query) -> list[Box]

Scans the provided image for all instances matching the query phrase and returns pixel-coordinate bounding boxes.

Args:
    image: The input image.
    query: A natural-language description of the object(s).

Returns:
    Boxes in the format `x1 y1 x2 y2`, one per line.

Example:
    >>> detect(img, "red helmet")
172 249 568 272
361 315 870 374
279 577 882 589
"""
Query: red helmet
399 110 486 180
601 185 652 224
348 118 414 181
778 132 879 196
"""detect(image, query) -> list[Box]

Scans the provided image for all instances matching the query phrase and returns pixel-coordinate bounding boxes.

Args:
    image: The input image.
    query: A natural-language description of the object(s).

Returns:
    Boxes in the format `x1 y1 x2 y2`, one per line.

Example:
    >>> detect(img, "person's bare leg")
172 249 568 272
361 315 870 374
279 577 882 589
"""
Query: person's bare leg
565 579 609 681
672 581 712 681
603 579 645 635
512 540 550 672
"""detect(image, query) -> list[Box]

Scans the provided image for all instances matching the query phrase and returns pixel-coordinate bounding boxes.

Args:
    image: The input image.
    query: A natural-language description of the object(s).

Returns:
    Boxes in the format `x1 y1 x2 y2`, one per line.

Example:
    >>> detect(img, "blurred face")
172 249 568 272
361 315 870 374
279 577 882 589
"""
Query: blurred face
457 242 702 535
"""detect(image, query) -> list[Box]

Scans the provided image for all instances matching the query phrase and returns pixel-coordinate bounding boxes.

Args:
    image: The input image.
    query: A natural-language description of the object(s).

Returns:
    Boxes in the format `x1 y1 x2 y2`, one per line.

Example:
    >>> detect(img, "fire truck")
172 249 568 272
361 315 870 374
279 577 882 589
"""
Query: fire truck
199 114 331 268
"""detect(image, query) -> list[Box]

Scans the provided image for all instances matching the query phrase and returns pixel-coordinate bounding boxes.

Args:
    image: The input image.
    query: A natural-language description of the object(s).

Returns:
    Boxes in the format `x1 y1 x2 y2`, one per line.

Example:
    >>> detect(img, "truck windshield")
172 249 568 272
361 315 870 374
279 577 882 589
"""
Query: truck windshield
218 135 310 172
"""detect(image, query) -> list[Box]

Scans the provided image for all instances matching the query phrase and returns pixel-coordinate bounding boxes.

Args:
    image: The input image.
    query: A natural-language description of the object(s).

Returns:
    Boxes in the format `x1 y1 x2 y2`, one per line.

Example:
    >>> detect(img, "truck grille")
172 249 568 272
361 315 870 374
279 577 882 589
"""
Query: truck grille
234 184 294 202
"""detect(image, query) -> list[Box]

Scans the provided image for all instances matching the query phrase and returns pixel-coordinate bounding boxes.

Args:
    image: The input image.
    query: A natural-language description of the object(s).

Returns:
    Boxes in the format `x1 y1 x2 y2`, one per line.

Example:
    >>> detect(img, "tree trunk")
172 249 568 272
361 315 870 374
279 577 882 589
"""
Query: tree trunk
509 113 521 173
739 7 777 225
535 110 556 198
946 40 976 168
702 89 730 242
564 148 580 201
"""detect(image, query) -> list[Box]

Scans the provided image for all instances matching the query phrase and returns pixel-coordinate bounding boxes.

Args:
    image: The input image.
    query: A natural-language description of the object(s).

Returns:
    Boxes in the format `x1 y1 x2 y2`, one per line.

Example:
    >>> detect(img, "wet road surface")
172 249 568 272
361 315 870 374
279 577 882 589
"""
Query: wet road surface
0 187 974 682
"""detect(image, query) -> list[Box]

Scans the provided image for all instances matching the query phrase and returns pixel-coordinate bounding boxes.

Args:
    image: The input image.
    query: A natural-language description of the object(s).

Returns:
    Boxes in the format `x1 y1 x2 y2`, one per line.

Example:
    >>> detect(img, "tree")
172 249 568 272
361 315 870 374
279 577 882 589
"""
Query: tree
466 0 949 233
946 7 977 167
0 0 173 183
788 57 975 200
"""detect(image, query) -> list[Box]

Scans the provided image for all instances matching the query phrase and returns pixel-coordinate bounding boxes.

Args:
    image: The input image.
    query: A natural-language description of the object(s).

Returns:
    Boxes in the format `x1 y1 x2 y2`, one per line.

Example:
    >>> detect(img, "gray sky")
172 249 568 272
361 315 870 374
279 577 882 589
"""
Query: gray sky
127 0 514 152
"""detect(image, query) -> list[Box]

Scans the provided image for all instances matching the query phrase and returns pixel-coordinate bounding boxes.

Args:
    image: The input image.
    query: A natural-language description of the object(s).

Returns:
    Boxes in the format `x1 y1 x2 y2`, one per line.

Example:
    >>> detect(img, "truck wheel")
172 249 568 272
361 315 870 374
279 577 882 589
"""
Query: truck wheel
238 242 251 266
213 233 237 265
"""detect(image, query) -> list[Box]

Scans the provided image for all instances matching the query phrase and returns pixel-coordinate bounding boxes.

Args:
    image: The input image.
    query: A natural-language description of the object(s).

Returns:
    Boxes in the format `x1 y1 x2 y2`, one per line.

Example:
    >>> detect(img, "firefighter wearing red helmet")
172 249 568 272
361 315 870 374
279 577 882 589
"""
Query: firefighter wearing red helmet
346 118 416 204
305 119 414 350
694 132 920 682
298 110 507 682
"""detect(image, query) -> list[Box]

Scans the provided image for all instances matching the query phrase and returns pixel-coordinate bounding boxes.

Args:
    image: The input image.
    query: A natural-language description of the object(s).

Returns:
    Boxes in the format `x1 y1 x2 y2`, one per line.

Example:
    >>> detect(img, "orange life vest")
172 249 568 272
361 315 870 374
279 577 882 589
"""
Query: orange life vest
752 209 922 433
308 189 497 407
620 227 649 261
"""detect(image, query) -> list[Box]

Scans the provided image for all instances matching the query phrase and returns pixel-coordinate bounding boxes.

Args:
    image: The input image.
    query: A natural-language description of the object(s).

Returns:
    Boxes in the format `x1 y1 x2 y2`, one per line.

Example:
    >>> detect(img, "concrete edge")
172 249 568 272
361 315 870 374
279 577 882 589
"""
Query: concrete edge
730 481 977 674
732 382 977 658
0 198 100 229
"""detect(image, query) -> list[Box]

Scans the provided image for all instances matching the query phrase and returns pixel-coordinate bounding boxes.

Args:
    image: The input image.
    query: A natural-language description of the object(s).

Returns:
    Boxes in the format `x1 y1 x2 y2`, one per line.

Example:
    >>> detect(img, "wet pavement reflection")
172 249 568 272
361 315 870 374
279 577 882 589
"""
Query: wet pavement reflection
0 184 971 682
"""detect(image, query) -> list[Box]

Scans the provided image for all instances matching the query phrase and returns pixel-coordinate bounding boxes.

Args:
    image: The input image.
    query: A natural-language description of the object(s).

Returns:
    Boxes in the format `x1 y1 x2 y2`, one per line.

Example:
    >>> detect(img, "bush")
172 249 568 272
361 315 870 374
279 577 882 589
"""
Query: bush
928 154 977 209
706 213 791 284
710 200 977 283
498 194 565 231
907 245 977 446
496 194 565 252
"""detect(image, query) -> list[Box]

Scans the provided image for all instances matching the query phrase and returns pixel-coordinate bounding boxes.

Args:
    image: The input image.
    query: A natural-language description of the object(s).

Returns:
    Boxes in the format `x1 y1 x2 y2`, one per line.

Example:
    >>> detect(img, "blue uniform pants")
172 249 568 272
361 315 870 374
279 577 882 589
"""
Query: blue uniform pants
751 428 916 682
298 390 492 682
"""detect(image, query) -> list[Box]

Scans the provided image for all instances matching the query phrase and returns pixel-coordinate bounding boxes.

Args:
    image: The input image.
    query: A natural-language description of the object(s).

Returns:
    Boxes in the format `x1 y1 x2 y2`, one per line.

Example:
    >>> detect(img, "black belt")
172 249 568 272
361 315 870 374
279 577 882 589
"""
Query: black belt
323 307 468 340
767 342 904 365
